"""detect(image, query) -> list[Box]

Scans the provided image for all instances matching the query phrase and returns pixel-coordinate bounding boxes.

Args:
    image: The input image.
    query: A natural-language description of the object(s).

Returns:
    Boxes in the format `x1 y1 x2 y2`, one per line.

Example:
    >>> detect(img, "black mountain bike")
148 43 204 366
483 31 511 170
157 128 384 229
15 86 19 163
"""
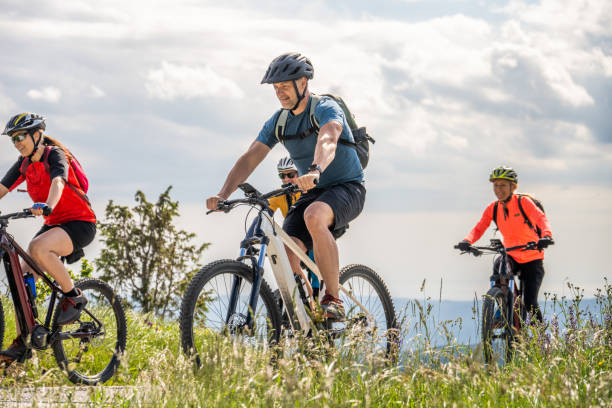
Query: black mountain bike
180 183 397 366
455 238 548 365
0 209 127 384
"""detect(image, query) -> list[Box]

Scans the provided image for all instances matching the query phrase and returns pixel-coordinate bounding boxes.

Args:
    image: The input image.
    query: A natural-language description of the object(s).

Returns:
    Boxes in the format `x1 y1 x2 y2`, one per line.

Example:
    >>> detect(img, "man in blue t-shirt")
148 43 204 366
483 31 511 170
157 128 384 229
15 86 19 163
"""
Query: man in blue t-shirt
206 52 366 320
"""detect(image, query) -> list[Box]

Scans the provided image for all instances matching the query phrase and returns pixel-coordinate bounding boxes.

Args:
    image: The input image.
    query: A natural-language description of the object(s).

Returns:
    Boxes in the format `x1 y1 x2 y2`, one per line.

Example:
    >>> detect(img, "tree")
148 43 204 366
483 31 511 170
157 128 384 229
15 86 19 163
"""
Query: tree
95 186 209 318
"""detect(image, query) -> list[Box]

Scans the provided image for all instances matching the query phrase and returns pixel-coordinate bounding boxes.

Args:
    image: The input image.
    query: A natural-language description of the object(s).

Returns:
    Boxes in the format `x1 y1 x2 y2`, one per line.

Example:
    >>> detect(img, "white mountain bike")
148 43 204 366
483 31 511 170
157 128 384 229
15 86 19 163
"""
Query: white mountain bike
179 183 398 366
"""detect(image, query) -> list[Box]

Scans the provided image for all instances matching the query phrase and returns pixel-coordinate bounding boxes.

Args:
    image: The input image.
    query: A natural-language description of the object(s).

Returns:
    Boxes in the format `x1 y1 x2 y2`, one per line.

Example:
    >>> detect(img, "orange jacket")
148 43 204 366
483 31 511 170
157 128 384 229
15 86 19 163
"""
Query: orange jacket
465 194 552 263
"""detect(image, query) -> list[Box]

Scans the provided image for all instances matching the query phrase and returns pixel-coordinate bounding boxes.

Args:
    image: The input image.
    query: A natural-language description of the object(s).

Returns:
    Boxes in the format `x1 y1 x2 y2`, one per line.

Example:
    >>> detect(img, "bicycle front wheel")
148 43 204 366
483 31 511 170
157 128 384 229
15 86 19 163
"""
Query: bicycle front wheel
481 286 512 365
179 259 281 367
335 264 398 356
52 278 127 385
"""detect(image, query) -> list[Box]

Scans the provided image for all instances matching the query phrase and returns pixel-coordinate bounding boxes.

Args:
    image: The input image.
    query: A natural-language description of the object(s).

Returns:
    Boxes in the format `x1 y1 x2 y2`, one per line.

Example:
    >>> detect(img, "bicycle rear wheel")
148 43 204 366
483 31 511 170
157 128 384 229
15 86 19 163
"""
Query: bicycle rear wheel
481 286 512 365
334 264 398 356
180 259 281 367
52 278 127 385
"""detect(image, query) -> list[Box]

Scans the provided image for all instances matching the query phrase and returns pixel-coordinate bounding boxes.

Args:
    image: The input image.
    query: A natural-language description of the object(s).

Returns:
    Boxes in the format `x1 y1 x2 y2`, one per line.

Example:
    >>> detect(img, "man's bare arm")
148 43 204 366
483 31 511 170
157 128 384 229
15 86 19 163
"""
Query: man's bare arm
296 121 342 191
312 121 342 172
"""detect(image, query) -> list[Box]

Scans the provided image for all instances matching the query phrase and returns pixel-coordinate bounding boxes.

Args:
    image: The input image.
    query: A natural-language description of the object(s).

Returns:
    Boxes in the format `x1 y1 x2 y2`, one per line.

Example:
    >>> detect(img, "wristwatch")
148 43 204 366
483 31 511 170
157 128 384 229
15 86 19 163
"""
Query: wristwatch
308 164 323 174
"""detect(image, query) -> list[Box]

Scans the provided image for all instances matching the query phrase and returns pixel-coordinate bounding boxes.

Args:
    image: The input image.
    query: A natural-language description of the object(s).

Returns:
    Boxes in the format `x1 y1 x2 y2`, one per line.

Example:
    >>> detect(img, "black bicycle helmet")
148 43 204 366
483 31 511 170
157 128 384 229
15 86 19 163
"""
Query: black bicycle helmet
261 52 314 84
2 112 46 136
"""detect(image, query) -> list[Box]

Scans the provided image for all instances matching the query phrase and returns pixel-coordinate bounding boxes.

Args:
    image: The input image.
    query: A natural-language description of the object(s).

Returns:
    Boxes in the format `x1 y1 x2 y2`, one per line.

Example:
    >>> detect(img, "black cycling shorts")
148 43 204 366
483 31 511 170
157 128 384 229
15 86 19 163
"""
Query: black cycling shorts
35 220 97 254
283 181 366 250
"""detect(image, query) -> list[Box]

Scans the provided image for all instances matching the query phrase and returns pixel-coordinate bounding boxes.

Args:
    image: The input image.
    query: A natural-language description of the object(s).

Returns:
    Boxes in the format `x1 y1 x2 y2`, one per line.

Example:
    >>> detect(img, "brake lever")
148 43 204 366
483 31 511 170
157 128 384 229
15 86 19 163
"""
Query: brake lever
206 201 230 215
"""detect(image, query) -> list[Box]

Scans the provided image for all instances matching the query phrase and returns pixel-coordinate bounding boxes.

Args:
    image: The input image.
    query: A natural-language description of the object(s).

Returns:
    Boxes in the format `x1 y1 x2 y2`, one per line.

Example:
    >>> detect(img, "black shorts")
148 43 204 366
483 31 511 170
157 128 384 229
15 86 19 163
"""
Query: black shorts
283 181 366 250
35 220 97 254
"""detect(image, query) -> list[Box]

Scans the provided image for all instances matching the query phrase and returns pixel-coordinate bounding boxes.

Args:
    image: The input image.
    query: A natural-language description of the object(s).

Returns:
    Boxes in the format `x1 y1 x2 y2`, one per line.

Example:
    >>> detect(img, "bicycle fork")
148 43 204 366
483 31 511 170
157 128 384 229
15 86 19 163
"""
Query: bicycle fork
227 238 269 332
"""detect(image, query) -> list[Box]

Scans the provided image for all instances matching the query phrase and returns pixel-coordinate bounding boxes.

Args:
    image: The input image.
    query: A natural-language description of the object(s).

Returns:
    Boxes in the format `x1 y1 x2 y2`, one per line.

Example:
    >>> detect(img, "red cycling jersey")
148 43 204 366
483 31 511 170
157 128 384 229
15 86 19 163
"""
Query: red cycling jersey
465 194 552 263
8 156 96 226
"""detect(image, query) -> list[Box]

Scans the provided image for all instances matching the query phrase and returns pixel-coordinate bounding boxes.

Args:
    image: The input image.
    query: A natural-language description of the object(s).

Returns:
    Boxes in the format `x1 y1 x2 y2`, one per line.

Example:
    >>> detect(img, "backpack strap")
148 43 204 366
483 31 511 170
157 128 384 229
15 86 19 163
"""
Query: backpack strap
516 195 541 237
273 94 364 151
274 94 322 144
274 109 290 144
43 146 93 210
492 201 499 229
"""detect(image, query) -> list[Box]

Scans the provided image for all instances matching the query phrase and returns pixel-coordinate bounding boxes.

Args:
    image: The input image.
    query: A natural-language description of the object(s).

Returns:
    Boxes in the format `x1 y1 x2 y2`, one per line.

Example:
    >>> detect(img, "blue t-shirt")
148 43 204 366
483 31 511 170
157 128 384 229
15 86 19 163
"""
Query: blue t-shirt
256 95 364 188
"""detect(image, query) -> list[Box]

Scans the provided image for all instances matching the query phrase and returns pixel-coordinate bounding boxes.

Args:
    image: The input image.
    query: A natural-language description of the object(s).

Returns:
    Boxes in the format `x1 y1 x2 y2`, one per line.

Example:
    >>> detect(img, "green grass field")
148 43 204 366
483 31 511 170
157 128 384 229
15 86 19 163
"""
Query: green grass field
0 282 610 407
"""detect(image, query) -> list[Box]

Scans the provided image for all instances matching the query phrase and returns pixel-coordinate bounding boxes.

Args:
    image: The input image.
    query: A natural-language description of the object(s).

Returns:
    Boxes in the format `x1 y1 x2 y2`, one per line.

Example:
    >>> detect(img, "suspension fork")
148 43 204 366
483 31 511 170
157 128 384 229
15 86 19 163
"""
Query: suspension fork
245 239 268 330
225 242 268 330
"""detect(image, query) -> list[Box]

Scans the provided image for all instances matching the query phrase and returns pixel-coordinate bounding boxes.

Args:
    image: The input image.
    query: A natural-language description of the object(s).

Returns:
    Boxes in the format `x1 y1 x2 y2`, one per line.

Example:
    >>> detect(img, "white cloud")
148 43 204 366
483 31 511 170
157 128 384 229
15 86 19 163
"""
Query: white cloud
90 85 106 98
145 61 244 101
26 86 62 103
0 91 17 120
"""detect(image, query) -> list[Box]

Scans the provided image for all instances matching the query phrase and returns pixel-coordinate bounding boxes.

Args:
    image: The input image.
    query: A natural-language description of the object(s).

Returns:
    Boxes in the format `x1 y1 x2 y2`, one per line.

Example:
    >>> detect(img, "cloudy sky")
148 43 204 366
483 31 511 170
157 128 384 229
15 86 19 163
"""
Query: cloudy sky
1 0 610 301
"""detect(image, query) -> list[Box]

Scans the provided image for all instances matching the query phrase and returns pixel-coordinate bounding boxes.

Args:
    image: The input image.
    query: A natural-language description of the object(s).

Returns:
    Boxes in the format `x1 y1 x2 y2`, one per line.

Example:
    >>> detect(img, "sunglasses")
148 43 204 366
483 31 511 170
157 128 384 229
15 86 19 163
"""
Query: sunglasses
279 171 298 179
10 132 29 143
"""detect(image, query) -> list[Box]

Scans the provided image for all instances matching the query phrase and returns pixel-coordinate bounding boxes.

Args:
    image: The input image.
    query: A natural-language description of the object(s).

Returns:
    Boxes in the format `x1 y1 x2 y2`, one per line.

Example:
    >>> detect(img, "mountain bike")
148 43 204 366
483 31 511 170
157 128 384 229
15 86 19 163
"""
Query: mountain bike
0 209 127 384
455 238 545 365
180 183 398 366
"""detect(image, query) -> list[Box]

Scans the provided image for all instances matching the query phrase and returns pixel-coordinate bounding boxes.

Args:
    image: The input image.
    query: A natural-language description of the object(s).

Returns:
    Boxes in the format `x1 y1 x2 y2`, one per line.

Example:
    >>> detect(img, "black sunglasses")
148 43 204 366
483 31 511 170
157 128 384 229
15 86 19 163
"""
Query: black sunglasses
10 132 30 143
279 171 298 179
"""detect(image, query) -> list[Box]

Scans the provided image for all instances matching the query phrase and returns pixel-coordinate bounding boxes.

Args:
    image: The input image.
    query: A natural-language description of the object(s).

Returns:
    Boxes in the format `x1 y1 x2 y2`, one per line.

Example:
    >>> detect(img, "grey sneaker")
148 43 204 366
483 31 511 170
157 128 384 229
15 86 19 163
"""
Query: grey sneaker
57 288 88 325
320 294 345 321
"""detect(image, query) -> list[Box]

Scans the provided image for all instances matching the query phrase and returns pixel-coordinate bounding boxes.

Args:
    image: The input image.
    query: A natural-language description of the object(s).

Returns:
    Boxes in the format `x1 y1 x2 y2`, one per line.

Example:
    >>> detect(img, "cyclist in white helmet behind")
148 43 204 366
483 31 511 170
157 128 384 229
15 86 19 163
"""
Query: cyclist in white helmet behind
267 157 301 217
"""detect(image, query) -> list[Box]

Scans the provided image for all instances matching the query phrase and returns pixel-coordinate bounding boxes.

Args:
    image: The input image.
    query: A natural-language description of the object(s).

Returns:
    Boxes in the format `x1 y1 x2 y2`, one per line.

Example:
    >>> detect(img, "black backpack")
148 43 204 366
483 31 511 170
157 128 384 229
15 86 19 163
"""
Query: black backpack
493 194 545 237
274 94 375 169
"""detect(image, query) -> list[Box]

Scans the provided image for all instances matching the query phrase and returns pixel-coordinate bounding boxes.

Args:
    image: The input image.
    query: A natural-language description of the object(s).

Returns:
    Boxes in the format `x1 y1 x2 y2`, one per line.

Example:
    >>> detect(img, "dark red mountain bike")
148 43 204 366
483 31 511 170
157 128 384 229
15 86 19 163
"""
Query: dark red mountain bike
0 209 126 384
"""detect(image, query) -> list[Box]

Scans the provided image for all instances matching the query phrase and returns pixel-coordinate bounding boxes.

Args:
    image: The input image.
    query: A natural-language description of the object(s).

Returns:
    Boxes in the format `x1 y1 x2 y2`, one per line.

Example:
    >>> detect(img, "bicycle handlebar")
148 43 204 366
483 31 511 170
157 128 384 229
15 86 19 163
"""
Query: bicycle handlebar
207 183 301 215
0 209 36 222
454 240 540 257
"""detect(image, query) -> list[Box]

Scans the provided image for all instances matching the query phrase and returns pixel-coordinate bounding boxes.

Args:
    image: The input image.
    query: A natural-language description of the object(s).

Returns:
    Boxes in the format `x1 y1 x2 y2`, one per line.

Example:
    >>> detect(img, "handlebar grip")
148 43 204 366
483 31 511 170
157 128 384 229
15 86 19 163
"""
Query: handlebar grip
313 178 318 185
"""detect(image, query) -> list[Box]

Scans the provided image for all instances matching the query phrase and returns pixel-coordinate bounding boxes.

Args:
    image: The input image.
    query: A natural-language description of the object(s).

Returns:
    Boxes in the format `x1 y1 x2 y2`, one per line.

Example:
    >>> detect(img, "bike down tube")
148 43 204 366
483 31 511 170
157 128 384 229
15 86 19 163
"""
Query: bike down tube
260 213 310 332
1 235 36 333
260 212 375 326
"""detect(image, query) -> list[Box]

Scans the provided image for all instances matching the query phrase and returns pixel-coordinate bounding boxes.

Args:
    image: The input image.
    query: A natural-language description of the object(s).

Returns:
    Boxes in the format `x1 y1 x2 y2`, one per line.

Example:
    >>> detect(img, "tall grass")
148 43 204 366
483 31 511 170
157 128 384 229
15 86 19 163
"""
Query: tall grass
0 281 610 407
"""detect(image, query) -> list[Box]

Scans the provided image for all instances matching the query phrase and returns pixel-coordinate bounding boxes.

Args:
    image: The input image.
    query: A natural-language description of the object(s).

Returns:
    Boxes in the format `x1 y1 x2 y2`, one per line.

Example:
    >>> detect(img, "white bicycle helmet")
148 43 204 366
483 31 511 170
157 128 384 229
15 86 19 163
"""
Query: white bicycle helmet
277 157 297 172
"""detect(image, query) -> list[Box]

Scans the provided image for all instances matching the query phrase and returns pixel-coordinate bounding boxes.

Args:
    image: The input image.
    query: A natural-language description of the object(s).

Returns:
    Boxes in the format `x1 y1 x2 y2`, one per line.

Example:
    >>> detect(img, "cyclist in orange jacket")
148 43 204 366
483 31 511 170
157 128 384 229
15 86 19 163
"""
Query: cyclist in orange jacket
456 166 554 322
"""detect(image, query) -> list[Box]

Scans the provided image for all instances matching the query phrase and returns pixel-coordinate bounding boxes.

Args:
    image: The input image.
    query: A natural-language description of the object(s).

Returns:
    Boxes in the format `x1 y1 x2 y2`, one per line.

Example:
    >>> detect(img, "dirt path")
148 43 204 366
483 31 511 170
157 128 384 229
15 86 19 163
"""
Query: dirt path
0 386 141 406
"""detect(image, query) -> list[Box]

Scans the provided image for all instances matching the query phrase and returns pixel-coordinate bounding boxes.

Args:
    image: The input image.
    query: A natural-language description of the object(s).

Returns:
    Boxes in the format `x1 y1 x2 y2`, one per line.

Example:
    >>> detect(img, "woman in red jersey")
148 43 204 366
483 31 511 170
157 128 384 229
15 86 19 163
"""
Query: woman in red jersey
0 113 96 362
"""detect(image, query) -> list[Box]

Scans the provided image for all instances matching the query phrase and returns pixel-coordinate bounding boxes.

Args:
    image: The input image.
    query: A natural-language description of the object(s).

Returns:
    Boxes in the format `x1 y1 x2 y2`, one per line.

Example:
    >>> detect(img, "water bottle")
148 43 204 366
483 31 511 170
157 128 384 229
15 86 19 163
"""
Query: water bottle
24 272 38 319
24 272 37 299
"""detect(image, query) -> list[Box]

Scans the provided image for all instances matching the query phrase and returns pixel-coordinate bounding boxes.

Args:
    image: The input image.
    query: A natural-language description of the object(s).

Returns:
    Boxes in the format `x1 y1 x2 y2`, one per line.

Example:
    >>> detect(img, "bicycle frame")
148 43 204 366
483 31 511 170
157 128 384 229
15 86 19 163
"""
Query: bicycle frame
0 219 103 349
229 207 373 334
0 231 61 338
490 252 522 332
